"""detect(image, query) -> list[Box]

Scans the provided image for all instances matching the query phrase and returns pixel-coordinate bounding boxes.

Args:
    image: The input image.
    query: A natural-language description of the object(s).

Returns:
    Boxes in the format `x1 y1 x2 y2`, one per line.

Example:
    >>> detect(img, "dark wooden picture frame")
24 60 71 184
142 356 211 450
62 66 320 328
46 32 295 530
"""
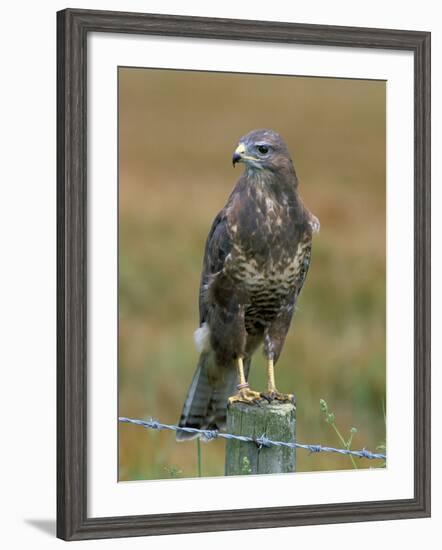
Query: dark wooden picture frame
57 8 431 541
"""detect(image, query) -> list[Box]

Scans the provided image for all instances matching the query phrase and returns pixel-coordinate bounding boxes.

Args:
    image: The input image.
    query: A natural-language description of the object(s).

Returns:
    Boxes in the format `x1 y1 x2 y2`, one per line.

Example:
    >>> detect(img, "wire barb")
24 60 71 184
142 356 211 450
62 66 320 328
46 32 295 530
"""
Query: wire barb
118 417 386 461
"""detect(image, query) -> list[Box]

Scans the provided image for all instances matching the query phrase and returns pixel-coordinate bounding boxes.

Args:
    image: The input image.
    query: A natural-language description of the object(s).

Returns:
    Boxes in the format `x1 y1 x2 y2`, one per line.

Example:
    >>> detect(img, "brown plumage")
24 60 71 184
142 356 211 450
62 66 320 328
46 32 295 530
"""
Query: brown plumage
177 129 319 440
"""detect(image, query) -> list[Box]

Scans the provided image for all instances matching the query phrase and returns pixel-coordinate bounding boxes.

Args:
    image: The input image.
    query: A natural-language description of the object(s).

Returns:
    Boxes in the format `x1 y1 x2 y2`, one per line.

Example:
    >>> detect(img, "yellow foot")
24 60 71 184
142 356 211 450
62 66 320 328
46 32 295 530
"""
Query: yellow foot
260 390 296 405
228 387 263 406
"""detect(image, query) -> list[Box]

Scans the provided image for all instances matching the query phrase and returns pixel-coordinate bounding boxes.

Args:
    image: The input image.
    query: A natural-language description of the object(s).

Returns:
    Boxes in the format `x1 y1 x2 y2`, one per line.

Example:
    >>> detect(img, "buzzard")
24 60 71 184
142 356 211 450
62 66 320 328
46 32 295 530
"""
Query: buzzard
177 129 319 440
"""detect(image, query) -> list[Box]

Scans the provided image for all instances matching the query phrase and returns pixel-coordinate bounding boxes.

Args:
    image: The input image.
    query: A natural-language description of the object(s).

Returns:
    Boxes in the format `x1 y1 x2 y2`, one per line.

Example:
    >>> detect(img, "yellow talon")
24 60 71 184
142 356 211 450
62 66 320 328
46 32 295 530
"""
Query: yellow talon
261 358 295 404
228 386 263 405
228 357 262 405
260 390 296 404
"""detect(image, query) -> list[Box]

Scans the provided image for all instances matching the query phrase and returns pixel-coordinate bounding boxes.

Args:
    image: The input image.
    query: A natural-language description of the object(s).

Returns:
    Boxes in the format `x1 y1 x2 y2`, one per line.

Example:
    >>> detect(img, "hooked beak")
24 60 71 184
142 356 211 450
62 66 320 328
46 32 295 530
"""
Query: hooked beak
232 143 246 167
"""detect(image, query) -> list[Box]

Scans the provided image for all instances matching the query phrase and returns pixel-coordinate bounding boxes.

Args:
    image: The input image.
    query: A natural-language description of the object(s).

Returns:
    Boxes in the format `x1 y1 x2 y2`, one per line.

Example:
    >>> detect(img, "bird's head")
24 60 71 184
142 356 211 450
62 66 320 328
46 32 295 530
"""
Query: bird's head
232 129 295 176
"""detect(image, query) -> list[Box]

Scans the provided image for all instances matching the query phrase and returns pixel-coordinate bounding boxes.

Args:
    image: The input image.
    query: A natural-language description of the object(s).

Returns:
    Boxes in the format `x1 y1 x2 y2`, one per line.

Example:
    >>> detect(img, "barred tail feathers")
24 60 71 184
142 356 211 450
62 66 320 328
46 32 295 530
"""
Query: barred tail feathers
176 353 213 441
176 354 250 441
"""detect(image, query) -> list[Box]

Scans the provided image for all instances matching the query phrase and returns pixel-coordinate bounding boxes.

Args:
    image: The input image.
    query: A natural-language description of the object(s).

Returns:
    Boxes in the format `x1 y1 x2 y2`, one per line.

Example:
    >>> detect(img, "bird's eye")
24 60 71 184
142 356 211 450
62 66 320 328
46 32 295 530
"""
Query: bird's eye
257 145 269 155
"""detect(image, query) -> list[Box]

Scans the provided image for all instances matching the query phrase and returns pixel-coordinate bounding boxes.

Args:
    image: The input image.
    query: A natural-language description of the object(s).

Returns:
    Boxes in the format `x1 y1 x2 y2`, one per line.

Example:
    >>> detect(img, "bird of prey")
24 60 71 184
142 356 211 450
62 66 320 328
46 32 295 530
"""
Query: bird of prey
177 129 319 440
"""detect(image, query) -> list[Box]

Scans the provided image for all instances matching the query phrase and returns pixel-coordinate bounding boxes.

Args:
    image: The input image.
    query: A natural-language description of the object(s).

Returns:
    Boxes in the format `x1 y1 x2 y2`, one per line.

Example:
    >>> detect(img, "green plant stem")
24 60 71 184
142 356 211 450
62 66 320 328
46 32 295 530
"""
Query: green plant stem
331 422 358 470
347 431 355 449
196 437 202 477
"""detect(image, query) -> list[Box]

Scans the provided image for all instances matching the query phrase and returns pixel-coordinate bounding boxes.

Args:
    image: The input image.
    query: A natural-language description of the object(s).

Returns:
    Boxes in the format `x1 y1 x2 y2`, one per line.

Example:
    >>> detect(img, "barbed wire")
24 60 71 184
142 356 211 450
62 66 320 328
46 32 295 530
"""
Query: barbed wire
119 416 386 460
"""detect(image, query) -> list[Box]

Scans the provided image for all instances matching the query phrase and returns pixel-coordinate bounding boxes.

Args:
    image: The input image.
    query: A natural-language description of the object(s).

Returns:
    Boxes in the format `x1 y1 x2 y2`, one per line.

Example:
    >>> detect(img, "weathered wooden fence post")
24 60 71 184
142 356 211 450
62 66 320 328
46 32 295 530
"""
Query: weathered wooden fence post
225 401 296 475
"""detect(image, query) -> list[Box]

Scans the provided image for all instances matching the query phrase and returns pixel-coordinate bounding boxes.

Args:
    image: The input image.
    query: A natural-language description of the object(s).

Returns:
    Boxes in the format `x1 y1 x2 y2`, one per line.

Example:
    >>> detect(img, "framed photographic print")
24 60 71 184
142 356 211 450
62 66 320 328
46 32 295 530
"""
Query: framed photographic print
57 8 431 541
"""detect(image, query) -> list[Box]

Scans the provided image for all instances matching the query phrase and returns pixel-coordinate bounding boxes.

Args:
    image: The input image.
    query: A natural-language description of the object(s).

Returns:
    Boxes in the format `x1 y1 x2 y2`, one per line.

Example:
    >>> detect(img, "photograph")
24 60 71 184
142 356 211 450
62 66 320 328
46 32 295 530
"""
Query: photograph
0 0 436 545
54 6 431 541
118 67 387 481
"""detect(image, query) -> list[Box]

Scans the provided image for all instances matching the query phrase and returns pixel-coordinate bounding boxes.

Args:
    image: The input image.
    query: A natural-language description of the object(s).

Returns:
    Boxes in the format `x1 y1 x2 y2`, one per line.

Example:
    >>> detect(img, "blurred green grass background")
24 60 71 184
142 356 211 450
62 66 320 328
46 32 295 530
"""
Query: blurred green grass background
118 68 386 480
